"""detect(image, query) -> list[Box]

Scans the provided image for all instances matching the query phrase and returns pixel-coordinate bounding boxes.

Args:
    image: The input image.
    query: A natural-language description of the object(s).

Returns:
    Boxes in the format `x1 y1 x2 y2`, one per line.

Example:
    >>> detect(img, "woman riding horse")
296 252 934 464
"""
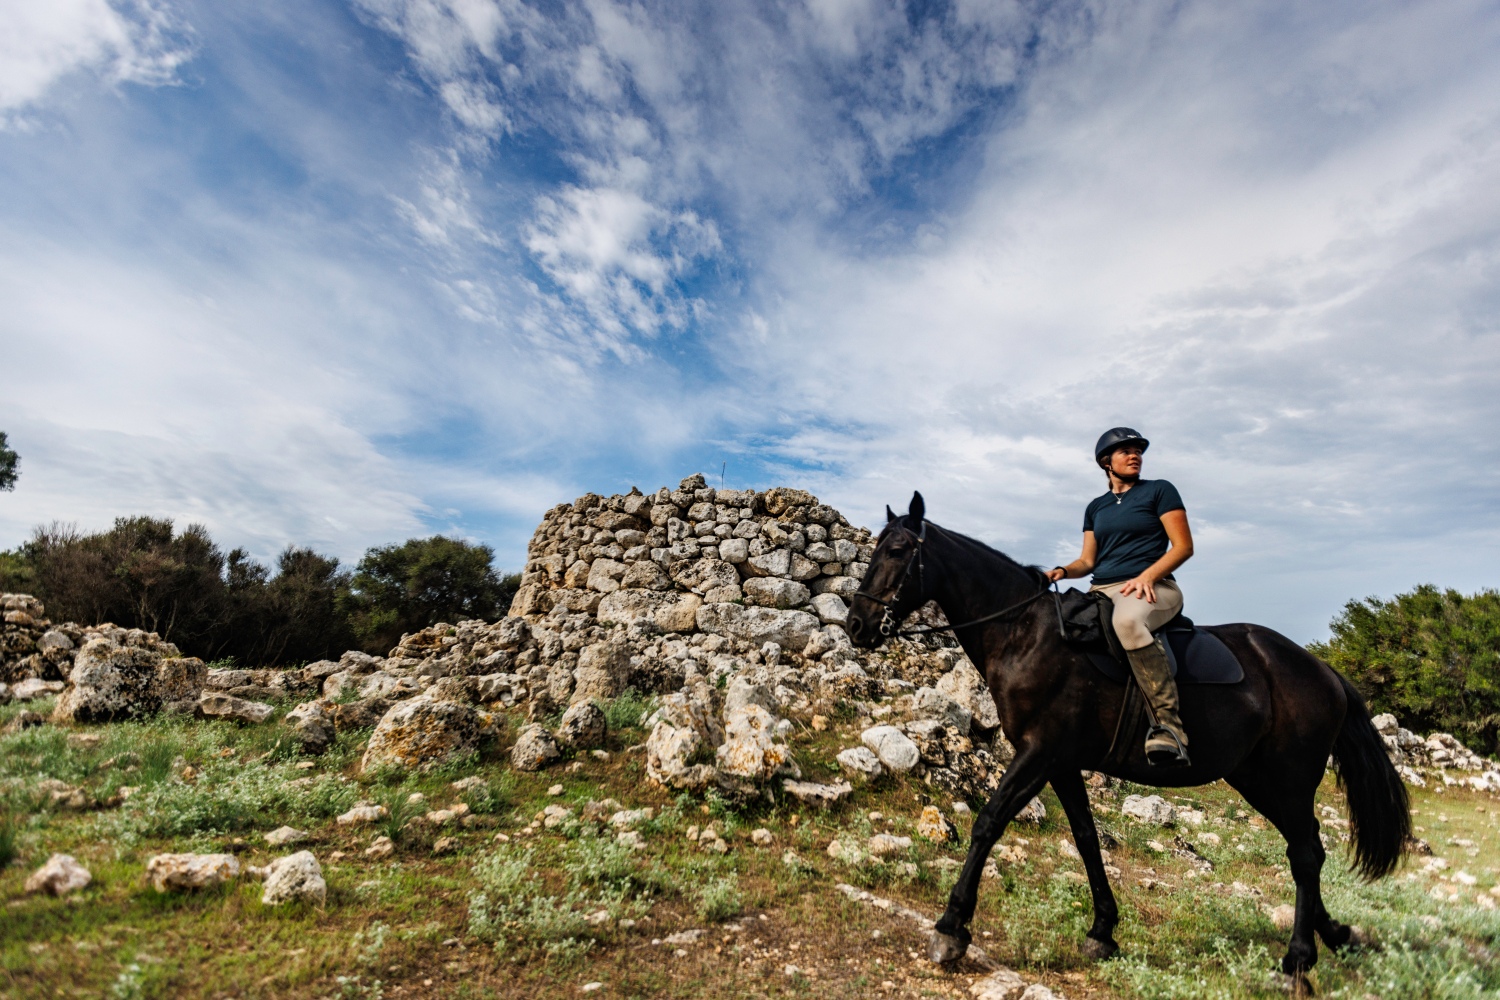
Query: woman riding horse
1047 427 1193 767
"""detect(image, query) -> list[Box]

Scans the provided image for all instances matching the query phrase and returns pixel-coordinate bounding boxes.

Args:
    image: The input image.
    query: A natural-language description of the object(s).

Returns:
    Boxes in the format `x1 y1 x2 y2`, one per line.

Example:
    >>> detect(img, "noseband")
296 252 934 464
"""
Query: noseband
855 518 1054 639
854 519 927 637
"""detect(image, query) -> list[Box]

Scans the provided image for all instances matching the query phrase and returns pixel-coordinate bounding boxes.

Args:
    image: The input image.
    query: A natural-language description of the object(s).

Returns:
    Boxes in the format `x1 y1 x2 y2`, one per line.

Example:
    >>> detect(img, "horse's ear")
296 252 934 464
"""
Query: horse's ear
886 505 897 524
908 491 925 525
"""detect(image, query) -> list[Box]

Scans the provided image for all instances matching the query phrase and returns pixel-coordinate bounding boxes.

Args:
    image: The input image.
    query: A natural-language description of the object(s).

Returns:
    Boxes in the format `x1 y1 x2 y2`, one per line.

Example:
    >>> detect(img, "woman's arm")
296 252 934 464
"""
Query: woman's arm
1118 510 1193 603
1046 531 1097 582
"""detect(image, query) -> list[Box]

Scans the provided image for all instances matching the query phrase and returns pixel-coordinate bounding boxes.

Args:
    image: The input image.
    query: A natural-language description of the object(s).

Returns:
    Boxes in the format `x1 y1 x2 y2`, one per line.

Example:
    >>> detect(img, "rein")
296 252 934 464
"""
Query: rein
855 519 1054 639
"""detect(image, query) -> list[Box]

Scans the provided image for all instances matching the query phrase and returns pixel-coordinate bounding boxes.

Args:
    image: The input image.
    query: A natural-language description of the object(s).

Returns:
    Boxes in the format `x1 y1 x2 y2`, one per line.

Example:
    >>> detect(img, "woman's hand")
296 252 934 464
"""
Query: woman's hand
1119 575 1158 603
1046 566 1068 583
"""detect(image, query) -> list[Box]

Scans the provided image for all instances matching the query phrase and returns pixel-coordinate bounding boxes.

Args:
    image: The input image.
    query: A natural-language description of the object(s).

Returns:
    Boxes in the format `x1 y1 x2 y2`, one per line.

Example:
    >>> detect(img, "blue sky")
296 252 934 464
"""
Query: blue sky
3 0 1500 641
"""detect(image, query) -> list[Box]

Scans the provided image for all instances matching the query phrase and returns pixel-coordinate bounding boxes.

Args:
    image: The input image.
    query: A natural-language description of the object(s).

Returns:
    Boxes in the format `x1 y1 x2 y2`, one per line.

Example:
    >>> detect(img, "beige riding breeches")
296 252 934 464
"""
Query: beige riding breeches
1090 578 1183 651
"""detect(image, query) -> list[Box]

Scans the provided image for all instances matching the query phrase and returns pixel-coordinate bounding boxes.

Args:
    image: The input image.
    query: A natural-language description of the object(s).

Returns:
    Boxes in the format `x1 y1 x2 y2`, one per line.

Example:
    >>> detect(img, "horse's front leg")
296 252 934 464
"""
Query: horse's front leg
930 748 1051 965
1050 769 1119 959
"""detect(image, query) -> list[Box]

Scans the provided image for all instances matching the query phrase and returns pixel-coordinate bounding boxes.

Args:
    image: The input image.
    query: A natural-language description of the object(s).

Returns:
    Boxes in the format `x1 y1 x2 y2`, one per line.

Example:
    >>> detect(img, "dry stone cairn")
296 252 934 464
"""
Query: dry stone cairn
1 475 1022 803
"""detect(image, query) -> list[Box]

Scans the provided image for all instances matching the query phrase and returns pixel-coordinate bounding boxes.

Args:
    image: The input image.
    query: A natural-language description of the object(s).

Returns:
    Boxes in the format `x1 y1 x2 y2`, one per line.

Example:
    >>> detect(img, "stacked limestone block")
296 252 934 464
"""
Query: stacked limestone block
509 473 876 628
2 594 82 684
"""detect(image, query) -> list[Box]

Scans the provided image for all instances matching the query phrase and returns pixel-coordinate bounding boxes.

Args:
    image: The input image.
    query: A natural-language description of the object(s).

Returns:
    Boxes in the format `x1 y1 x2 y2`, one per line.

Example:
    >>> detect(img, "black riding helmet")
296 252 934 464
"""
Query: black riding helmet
1094 427 1149 468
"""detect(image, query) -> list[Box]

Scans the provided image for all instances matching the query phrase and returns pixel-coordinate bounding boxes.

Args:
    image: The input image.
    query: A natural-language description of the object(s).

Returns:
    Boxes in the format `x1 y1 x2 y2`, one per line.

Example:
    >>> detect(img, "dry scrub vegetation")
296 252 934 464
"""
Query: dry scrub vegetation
5 693 1500 1000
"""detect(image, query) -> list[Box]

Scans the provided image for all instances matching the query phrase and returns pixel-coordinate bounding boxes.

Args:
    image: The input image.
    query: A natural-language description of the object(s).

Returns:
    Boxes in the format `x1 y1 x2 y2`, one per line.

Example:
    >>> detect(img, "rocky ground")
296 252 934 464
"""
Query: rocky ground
5 477 1500 998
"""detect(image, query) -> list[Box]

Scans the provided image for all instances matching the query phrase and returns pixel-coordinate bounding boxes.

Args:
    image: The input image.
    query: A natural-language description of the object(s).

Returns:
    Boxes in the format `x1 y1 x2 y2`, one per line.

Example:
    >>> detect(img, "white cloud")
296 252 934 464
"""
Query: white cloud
0 0 189 119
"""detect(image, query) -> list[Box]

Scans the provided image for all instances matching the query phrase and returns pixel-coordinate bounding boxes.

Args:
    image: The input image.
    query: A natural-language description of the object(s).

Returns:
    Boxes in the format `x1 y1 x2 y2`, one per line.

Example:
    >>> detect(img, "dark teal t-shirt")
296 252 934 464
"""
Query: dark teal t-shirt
1083 479 1185 585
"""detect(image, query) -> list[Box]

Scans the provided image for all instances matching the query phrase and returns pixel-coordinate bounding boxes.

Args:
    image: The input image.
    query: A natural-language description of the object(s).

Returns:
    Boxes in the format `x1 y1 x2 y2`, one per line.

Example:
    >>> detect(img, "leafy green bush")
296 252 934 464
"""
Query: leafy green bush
1310 584 1500 751
344 536 518 653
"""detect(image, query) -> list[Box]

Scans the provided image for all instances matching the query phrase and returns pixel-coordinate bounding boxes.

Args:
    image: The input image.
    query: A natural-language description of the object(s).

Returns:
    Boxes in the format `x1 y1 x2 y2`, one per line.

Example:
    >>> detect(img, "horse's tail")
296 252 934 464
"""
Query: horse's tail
1330 673 1410 879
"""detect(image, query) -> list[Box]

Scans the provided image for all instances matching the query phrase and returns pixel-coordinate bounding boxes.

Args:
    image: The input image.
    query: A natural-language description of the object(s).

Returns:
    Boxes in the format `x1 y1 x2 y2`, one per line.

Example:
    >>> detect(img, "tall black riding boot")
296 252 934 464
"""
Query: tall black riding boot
1126 639 1191 767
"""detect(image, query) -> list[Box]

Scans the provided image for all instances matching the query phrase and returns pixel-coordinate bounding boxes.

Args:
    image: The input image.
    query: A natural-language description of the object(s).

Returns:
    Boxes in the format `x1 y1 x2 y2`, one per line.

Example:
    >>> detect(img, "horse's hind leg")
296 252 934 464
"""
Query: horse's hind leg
1227 769 1339 981
931 748 1051 965
1051 769 1120 959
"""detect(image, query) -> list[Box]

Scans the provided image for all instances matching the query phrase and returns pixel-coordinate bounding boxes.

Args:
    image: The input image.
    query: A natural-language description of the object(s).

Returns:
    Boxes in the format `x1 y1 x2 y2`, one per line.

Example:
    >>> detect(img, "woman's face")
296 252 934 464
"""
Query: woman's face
1109 445 1144 478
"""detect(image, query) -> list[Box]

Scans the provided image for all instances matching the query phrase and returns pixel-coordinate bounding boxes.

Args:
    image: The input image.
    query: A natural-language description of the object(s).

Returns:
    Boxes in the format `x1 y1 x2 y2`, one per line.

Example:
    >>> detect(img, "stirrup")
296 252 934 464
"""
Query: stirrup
1144 725 1191 767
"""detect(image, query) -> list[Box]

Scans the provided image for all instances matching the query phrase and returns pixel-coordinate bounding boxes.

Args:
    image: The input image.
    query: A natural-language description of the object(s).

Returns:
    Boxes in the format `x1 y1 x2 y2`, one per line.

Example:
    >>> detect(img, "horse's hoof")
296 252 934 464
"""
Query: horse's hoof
1082 936 1118 960
928 931 969 966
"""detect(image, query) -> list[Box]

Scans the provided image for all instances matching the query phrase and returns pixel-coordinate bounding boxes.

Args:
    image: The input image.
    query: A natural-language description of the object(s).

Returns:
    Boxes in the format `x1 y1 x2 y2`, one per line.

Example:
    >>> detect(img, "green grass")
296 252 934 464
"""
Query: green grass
7 703 1500 999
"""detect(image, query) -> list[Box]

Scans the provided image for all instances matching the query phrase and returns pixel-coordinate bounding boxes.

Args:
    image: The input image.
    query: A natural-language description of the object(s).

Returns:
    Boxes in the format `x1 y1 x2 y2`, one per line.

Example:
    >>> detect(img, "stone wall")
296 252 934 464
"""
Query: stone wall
508 473 875 629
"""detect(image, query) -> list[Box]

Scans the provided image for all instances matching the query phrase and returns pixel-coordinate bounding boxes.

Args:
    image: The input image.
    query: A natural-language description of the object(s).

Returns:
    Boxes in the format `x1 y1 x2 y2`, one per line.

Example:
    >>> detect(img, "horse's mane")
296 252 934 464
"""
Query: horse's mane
887 516 1048 588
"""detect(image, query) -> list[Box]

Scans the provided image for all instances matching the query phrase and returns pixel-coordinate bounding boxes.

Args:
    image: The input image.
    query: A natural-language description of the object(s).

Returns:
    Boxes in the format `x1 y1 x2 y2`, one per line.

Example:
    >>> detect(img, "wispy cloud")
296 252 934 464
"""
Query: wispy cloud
2 0 1498 639
0 0 190 123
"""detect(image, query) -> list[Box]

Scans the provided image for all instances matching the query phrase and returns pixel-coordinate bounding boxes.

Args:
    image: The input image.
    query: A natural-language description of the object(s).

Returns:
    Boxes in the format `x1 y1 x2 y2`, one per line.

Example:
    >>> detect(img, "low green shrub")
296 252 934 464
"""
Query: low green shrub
1310 584 1500 752
694 875 743 922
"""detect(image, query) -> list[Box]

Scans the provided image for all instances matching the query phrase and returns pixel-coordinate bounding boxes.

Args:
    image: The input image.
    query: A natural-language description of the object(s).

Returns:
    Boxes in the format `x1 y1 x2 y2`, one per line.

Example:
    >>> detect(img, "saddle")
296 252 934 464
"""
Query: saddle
1054 588 1244 685
1056 587 1243 771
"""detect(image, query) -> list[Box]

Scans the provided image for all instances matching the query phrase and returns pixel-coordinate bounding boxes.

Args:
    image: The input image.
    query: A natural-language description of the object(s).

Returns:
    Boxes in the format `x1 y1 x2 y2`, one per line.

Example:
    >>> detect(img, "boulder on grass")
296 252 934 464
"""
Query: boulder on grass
145 853 241 892
25 854 91 896
556 701 607 750
52 635 164 723
361 698 490 772
196 692 274 724
261 851 326 906
512 723 561 771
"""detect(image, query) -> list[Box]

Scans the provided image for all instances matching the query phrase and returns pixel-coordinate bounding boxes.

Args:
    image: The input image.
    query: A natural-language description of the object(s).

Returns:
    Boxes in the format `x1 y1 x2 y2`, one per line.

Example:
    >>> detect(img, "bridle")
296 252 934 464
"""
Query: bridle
854 518 1054 639
854 518 928 638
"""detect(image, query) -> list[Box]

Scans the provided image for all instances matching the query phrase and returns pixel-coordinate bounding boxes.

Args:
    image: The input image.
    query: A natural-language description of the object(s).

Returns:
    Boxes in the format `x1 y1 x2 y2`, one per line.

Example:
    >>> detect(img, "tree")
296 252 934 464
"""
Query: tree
0 432 17 492
1310 584 1500 753
346 536 512 653
26 517 229 651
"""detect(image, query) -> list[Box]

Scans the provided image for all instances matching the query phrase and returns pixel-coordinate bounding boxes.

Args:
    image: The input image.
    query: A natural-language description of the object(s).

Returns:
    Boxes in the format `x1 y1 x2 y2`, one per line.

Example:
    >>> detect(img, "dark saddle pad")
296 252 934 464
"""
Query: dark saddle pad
1054 587 1244 685
1086 627 1245 685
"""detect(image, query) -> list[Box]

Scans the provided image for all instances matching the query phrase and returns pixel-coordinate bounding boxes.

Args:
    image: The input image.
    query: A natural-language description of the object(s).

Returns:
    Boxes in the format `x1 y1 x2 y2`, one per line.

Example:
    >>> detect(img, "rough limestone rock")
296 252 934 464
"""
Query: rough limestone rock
337 803 388 825
284 700 333 754
695 603 820 653
917 805 959 844
809 593 849 625
935 660 1000 732
264 826 307 847
572 642 629 704
511 723 561 771
596 590 669 627
556 700 607 749
654 594 703 633
1015 797 1047 824
837 746 884 779
861 725 920 772
645 688 722 790
716 703 793 783
12 678 64 700
25 854 91 896
723 676 780 718
970 969 1028 1000
362 698 490 772
196 692 274 724
867 833 913 857
146 853 241 892
156 657 207 702
909 686 972 735
1121 794 1177 826
742 578 810 610
52 634 165 722
782 779 853 807
261 851 326 906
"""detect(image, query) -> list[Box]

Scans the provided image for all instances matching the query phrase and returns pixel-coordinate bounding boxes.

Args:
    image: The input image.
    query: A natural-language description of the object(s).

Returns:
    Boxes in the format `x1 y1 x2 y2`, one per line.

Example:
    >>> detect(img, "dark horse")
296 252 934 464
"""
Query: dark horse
846 493 1409 989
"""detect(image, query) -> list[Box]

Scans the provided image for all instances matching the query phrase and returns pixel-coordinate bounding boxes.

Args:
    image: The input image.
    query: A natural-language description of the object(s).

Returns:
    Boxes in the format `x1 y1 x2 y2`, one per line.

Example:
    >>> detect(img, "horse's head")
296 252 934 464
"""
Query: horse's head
847 490 932 649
